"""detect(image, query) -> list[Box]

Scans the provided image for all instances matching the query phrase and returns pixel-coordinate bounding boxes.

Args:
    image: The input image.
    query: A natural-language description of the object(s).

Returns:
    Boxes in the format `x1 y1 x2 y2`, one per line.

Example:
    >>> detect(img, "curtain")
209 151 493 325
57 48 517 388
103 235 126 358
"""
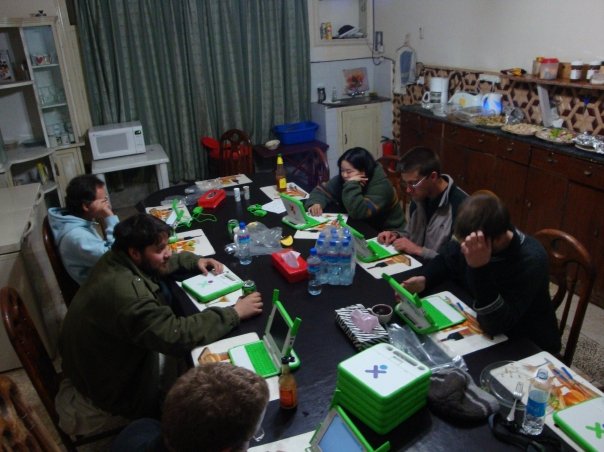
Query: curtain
76 0 310 181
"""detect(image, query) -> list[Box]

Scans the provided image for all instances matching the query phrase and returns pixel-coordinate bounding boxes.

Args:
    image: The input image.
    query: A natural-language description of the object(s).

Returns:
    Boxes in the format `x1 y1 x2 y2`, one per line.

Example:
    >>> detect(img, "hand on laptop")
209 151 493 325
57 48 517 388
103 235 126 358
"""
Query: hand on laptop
392 237 423 256
308 204 323 216
402 276 426 294
377 230 399 245
234 292 263 320
197 258 224 275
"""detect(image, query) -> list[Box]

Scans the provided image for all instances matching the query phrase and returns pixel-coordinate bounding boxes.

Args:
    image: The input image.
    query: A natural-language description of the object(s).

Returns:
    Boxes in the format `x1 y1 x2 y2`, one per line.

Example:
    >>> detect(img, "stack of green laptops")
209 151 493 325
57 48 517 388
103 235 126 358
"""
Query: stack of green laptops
333 343 431 435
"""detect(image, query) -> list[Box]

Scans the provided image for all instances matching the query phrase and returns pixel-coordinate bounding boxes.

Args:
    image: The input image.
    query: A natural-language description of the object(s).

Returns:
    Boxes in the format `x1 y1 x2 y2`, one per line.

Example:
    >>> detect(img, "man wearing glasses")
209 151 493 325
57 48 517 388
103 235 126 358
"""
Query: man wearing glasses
48 174 119 284
377 146 467 259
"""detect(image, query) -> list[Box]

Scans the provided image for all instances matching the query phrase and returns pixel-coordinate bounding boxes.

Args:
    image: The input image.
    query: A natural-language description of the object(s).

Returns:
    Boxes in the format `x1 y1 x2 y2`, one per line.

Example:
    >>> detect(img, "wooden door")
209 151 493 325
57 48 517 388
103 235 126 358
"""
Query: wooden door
493 158 529 228
441 141 467 189
340 105 380 158
464 148 497 195
522 166 567 234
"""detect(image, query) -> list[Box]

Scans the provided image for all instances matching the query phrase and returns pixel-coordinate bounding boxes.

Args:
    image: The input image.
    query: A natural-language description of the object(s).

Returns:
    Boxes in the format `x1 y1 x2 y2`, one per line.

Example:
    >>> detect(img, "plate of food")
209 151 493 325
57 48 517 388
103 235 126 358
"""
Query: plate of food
501 123 542 136
535 127 576 144
470 115 506 128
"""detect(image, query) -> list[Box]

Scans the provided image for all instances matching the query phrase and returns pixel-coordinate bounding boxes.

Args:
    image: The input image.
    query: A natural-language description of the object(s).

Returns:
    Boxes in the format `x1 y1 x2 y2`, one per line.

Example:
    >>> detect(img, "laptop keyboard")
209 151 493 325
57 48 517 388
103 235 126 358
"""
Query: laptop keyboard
246 341 278 376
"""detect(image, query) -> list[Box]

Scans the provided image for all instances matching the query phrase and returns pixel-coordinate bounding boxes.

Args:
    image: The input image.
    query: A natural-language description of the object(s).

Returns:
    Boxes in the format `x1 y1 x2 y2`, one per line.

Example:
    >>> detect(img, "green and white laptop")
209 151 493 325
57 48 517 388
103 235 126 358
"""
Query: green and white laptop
383 274 465 334
182 268 243 303
280 193 329 230
553 397 604 452
338 216 398 263
228 289 301 378
306 405 390 452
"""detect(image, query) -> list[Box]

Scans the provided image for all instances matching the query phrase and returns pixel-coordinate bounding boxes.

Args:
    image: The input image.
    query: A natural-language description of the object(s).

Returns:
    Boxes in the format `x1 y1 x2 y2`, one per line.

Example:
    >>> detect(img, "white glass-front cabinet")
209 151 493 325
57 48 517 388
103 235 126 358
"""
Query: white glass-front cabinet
0 17 84 206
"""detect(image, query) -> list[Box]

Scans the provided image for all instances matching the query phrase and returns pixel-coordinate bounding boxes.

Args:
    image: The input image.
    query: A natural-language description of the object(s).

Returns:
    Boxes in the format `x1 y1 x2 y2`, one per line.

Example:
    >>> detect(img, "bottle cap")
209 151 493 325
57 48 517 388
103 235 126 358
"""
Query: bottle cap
310 247 317 255
536 369 548 380
239 221 246 228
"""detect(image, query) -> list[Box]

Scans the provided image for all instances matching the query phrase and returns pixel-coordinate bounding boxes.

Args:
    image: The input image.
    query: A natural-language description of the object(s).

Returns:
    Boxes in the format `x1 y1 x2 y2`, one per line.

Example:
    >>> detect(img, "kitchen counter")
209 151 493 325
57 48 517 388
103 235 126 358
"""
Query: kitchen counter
319 95 391 108
400 104 604 163
0 183 42 254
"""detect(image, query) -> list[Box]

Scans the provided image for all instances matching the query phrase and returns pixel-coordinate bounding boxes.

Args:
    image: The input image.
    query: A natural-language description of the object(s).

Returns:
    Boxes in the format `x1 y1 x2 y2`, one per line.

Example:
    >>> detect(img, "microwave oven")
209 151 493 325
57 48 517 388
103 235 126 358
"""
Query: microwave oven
88 121 146 160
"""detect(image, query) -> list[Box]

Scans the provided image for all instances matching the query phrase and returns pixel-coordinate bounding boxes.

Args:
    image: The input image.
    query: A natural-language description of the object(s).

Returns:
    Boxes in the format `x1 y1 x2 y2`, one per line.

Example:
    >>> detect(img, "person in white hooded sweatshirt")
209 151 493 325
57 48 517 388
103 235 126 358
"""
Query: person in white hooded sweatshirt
48 175 119 285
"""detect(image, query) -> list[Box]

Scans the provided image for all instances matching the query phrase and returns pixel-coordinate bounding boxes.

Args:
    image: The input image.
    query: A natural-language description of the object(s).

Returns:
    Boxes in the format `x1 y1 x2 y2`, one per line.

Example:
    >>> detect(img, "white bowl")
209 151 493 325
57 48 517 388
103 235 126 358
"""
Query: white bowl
265 139 280 150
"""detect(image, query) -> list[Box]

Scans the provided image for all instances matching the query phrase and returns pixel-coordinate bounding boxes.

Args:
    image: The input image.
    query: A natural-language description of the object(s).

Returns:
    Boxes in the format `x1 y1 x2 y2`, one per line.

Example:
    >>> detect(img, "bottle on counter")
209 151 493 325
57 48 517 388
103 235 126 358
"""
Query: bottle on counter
279 356 298 409
275 154 287 193
317 86 326 104
237 221 252 265
570 60 583 81
307 247 322 296
331 86 338 102
587 60 601 80
522 369 552 435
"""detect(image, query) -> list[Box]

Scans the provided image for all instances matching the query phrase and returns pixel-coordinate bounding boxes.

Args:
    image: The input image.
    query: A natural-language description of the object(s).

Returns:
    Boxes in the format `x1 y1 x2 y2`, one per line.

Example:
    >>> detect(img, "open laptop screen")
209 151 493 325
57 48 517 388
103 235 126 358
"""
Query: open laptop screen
268 303 290 355
317 410 365 452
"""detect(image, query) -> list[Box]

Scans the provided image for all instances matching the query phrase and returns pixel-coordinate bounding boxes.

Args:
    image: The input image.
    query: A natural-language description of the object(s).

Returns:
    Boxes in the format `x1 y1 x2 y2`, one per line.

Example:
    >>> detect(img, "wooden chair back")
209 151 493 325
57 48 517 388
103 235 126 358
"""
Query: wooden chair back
377 155 407 211
42 216 79 307
288 147 330 192
534 229 596 366
218 129 254 176
0 287 122 450
0 287 62 427
0 375 61 451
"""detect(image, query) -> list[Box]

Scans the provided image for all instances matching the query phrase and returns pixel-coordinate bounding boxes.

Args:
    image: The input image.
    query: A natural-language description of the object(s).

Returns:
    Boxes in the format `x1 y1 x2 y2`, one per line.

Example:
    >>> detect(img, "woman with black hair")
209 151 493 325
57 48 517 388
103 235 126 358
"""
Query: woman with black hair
306 147 405 231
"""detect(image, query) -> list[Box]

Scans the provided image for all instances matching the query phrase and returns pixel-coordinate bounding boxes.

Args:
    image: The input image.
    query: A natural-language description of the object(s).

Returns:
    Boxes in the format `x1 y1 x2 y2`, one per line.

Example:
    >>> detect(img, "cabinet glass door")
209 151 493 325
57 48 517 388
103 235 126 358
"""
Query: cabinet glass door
24 25 75 148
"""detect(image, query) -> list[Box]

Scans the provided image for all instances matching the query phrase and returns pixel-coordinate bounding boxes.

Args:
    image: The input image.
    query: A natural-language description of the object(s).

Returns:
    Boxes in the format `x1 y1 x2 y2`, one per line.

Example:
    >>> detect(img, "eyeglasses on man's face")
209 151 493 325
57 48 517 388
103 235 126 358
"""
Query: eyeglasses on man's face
402 175 427 190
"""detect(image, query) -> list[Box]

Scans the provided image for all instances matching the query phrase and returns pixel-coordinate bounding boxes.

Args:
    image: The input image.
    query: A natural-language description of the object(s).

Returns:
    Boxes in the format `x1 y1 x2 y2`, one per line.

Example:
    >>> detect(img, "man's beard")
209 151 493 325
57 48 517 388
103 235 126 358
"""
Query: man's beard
139 260 170 278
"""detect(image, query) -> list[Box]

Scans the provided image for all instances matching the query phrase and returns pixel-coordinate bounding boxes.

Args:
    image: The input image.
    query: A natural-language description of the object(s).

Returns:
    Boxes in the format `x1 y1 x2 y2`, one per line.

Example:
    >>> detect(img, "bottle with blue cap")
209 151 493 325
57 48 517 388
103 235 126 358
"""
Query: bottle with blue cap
522 369 551 435
237 221 252 265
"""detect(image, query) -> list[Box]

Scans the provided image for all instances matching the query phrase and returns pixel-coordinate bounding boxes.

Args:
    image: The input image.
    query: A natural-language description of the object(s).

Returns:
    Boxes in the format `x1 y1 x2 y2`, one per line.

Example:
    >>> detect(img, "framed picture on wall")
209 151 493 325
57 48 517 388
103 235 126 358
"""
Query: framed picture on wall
342 67 369 95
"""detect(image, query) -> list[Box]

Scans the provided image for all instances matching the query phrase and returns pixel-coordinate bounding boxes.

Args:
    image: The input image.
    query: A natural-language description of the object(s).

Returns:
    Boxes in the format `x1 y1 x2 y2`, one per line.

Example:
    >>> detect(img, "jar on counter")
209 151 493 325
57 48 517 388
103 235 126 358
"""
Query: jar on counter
539 58 559 80
570 61 583 80
587 60 601 80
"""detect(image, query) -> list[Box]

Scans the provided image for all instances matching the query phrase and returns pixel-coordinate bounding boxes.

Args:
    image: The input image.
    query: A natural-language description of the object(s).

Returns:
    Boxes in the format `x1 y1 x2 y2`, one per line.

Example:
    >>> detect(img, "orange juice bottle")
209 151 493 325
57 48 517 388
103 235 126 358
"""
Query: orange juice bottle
279 356 297 409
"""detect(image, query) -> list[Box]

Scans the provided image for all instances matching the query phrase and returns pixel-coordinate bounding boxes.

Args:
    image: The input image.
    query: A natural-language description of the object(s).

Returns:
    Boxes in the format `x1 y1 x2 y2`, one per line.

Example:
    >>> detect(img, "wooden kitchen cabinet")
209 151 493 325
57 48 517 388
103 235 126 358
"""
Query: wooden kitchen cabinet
400 110 443 154
401 107 604 307
339 103 380 159
0 17 84 207
52 147 84 202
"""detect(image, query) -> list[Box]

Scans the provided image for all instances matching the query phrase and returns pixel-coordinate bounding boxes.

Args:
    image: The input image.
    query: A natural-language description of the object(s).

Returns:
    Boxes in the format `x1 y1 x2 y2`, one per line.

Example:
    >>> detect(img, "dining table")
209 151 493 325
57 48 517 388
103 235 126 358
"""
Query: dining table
138 172 572 451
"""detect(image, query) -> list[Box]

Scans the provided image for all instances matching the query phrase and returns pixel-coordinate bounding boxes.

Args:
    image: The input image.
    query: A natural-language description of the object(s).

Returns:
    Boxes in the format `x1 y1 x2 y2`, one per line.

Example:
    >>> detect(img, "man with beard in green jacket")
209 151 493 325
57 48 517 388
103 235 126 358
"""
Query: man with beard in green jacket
56 213 263 437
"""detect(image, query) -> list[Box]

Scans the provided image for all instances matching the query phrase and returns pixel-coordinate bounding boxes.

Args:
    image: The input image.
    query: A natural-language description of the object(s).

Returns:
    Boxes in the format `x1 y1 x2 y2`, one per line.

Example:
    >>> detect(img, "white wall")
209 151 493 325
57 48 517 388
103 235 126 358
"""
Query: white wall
376 0 604 71
0 0 61 20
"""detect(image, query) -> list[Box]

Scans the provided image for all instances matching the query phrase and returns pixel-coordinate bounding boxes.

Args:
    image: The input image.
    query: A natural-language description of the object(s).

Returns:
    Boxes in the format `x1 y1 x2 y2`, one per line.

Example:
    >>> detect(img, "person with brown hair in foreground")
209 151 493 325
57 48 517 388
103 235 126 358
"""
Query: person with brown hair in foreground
110 363 270 452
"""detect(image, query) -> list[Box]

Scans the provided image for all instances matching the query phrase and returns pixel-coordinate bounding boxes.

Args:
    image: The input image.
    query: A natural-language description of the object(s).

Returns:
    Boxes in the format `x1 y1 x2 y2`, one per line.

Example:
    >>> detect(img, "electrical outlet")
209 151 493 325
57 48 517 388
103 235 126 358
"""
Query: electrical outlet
478 74 501 84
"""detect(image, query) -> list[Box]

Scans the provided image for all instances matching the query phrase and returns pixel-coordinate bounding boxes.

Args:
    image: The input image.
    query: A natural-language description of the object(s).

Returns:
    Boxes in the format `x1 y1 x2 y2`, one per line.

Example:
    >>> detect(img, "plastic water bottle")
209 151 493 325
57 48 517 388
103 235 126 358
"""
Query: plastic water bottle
307 248 322 295
237 221 252 265
522 369 551 435
315 235 328 284
339 238 354 285
326 238 340 285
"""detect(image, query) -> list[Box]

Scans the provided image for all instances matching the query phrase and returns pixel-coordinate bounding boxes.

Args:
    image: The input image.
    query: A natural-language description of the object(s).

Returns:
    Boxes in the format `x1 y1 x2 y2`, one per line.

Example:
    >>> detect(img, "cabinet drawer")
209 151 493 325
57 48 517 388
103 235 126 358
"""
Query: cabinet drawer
530 147 604 189
493 137 531 165
443 124 497 149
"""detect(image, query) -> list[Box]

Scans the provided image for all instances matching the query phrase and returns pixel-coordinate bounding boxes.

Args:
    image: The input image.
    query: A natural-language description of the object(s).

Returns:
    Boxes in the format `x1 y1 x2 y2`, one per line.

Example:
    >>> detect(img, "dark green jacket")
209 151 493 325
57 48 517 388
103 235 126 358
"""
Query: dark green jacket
306 165 405 231
59 249 239 419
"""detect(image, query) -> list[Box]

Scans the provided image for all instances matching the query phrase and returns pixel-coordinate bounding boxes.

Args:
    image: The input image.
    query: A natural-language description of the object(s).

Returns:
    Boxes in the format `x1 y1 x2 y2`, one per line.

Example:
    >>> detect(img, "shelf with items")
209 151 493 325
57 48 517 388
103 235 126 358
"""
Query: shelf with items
0 17 83 206
504 74 604 91
310 0 372 48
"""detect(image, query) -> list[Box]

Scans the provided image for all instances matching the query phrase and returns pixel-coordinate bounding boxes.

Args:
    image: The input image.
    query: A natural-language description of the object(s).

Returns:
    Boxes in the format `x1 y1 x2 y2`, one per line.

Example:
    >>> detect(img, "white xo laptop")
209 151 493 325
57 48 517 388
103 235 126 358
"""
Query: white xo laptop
228 289 301 378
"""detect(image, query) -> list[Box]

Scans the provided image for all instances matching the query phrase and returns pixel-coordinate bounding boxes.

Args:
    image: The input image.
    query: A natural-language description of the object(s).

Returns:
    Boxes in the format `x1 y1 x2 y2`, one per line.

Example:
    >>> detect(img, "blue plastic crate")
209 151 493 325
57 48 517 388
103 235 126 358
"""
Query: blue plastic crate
273 121 318 145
